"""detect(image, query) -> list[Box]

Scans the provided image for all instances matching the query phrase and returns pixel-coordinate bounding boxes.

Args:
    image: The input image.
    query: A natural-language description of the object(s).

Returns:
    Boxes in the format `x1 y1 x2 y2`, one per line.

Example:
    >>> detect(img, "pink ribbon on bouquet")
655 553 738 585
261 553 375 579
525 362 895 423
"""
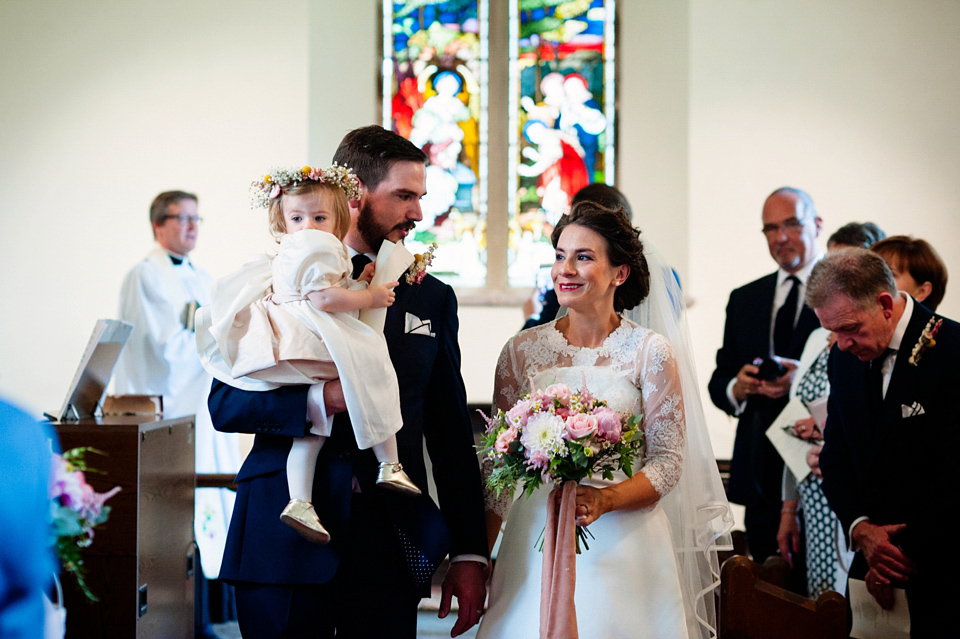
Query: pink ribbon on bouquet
540 481 578 639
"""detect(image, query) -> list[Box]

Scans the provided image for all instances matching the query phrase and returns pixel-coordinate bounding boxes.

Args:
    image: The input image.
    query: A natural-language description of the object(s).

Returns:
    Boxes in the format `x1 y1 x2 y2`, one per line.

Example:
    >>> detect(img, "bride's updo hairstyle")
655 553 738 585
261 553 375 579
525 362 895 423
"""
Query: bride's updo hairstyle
551 201 650 313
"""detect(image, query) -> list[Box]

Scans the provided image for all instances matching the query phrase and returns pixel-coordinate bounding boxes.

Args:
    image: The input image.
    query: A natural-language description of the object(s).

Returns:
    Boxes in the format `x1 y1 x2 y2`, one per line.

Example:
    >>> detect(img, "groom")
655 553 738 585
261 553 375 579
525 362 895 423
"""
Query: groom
809 248 959 637
210 126 488 638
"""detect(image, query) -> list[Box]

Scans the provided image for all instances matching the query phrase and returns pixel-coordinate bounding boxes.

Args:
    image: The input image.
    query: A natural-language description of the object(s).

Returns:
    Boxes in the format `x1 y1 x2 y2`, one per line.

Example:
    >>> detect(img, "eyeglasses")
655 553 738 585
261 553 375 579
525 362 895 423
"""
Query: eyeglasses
163 214 203 226
761 217 806 238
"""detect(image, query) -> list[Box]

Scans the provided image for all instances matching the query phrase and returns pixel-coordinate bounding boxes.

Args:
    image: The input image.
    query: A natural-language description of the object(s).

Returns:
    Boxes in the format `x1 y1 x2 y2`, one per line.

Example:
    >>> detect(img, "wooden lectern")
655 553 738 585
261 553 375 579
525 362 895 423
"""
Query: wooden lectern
54 415 195 639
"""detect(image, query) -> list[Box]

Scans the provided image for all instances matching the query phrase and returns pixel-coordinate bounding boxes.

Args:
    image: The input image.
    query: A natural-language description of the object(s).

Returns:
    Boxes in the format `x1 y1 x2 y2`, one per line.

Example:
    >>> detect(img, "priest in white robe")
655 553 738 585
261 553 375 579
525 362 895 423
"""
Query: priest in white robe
113 191 241 587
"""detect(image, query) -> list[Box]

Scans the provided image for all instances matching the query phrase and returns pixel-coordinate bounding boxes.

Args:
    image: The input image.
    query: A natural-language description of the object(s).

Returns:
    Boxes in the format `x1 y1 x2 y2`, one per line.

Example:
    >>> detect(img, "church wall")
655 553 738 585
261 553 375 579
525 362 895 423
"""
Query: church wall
0 0 311 415
687 0 960 458
1 1 957 481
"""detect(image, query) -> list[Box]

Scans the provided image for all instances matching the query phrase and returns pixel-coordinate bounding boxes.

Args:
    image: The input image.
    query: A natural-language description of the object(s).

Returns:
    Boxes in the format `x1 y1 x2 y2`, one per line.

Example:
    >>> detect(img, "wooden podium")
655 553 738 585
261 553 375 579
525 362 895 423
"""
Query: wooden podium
54 415 195 639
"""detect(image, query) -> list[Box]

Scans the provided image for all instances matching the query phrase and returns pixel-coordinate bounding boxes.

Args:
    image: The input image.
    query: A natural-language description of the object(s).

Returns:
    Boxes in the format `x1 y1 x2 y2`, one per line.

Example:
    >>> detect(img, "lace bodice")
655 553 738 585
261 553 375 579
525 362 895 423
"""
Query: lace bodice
486 318 686 518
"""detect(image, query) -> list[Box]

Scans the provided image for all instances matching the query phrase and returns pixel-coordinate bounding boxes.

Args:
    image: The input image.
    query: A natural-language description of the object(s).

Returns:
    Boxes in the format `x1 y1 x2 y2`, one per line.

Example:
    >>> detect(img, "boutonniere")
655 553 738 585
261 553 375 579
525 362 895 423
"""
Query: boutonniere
405 242 438 285
908 317 942 366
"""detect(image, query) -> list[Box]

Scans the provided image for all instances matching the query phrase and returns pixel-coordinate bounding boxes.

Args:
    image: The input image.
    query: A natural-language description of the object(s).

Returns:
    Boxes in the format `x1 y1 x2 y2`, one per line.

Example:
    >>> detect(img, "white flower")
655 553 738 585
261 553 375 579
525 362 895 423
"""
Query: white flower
520 412 567 460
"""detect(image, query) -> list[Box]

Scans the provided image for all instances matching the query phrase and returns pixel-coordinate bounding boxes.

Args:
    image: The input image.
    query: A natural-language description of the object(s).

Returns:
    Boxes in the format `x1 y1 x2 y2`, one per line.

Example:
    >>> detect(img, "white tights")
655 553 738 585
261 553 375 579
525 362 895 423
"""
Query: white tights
286 434 399 502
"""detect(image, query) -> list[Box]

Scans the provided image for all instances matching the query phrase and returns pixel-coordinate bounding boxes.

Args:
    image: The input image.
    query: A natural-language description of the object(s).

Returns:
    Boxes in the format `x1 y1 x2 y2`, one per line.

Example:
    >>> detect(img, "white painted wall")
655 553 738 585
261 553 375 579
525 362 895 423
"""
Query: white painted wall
0 0 310 415
687 0 960 457
2 1 958 479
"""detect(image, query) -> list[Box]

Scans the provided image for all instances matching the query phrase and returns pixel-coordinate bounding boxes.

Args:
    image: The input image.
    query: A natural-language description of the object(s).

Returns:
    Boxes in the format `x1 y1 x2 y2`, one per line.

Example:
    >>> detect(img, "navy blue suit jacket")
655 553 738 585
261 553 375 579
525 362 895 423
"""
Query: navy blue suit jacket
708 272 820 507
820 301 960 634
209 274 488 587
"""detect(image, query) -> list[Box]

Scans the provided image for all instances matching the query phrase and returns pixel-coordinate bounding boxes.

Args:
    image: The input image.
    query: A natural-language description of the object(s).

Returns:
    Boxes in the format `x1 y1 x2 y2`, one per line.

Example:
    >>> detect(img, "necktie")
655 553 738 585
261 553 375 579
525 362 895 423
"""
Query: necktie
351 254 372 280
868 348 894 409
773 275 800 357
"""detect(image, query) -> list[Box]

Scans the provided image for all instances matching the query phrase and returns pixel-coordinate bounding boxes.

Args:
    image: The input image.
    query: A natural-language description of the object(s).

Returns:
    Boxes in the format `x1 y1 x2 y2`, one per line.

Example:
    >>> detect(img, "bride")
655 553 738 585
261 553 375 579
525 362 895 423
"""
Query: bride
477 201 731 639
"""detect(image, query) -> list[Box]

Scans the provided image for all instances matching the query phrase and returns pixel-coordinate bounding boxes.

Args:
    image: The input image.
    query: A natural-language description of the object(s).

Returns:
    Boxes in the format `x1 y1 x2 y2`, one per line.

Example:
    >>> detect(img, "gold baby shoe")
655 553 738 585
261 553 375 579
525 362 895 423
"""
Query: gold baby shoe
280 498 331 544
376 462 422 497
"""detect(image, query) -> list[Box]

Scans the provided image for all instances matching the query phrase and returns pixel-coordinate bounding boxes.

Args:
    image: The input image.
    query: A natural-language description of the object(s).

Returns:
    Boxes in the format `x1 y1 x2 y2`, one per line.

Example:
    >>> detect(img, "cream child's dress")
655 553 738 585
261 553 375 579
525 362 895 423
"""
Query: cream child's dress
196 229 401 447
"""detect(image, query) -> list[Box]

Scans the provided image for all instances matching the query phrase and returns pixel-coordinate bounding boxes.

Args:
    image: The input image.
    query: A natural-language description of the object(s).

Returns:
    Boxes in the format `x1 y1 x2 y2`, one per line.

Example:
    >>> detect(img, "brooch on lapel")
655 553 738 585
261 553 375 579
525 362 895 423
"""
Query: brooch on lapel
908 317 942 366
405 242 438 285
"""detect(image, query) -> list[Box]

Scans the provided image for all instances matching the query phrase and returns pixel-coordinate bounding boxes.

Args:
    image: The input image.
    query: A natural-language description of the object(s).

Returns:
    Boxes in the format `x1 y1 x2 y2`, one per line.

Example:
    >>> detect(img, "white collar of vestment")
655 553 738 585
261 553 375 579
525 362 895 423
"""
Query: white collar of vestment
152 242 191 267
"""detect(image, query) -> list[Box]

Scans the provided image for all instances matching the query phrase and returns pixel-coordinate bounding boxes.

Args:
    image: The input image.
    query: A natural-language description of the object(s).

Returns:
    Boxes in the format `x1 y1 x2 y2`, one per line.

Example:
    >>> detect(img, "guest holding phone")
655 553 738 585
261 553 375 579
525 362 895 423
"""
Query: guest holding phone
708 187 823 563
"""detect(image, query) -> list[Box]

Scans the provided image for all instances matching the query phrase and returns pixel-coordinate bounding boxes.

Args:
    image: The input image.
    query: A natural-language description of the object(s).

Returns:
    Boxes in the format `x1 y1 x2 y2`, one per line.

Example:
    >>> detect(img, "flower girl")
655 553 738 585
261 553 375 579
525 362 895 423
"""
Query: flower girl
197 165 419 545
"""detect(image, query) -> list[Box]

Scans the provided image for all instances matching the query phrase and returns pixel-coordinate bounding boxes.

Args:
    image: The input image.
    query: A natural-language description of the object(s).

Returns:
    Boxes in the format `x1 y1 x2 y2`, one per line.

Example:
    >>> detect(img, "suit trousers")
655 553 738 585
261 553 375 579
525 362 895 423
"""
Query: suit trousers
744 501 782 564
234 492 422 639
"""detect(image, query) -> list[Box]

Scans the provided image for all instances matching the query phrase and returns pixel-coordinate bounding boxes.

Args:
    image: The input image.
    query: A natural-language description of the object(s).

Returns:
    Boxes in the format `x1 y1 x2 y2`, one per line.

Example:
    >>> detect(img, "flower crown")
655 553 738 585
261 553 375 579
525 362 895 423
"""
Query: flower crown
250 163 361 208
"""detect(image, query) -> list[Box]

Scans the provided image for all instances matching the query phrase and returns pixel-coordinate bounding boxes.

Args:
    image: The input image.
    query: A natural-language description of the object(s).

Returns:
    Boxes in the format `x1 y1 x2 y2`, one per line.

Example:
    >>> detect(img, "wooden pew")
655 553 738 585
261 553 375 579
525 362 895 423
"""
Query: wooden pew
719 555 847 639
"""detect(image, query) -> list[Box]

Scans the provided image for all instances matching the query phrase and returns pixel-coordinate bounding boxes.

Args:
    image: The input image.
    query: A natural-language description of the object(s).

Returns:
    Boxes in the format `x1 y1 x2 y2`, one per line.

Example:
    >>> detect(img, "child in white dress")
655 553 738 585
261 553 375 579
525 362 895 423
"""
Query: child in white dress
196 165 419 545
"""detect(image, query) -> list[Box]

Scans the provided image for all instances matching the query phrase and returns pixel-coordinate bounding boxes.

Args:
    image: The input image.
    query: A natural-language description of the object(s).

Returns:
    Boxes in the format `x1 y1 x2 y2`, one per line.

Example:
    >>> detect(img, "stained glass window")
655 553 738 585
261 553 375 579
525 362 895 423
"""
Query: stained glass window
383 1 488 288
382 0 615 291
509 0 615 287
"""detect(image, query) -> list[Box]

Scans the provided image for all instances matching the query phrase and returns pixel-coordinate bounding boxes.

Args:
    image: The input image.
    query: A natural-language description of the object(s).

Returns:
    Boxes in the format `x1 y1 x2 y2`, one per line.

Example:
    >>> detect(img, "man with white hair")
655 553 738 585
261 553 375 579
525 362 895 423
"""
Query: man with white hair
809 248 959 636
708 187 823 563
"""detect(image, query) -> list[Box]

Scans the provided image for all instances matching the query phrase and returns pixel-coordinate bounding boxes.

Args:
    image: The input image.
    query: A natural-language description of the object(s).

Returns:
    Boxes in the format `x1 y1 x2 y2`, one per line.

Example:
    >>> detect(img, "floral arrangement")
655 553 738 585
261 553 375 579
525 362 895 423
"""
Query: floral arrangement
909 317 942 366
479 382 644 550
250 163 361 208
405 242 438 284
50 447 121 601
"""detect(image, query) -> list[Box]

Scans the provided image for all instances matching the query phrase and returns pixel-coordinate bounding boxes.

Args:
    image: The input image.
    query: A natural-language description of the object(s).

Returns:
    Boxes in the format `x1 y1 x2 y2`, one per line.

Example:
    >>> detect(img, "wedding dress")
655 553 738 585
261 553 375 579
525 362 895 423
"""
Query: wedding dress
478 318 696 639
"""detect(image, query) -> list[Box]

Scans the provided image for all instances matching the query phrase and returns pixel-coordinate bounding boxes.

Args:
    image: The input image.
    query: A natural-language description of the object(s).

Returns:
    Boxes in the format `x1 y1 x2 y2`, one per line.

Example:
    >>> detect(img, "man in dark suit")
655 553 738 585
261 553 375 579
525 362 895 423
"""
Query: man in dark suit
708 187 822 562
810 248 957 637
209 126 489 638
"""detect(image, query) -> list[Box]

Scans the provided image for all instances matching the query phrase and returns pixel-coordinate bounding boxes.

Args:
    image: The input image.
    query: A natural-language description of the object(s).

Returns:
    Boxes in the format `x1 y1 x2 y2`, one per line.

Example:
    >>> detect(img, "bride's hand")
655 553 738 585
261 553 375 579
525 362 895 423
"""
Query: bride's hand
573 485 609 527
549 485 607 527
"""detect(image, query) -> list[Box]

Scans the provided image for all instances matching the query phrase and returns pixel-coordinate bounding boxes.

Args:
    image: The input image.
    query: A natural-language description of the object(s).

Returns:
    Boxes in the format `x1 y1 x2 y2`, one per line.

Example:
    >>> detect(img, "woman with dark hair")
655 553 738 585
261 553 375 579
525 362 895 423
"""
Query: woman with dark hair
872 235 948 311
826 221 885 250
478 202 731 639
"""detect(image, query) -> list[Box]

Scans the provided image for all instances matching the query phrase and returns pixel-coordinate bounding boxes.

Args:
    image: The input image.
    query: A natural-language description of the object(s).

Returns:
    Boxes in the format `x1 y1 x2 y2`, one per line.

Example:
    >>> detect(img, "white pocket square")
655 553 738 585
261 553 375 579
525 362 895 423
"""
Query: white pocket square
405 312 435 337
902 402 925 417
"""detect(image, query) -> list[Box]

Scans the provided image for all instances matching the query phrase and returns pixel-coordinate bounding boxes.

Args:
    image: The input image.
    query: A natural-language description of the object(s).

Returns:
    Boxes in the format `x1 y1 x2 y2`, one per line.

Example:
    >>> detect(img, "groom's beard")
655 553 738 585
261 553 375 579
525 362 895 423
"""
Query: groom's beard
356 199 415 254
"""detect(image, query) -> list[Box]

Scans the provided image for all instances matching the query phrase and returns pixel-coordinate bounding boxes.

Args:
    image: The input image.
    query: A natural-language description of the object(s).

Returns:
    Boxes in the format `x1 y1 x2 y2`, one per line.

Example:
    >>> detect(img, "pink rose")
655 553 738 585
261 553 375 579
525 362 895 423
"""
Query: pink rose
494 425 519 453
543 383 571 407
505 398 534 427
564 413 598 440
594 407 623 444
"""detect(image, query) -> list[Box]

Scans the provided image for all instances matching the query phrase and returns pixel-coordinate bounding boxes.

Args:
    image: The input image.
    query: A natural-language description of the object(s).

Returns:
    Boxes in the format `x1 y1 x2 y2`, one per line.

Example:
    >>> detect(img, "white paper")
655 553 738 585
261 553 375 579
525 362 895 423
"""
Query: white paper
807 395 829 429
358 240 414 333
849 578 910 639
765 396 818 482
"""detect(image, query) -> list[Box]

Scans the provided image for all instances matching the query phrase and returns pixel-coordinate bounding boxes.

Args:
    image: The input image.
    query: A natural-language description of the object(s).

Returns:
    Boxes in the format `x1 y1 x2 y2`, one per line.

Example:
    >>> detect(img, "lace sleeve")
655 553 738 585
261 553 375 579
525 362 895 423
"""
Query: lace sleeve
482 335 525 519
637 332 685 499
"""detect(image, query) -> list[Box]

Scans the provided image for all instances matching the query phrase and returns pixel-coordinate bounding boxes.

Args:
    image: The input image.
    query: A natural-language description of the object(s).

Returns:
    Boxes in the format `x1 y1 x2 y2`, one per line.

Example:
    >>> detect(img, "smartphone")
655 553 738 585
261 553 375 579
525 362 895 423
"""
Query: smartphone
749 357 787 381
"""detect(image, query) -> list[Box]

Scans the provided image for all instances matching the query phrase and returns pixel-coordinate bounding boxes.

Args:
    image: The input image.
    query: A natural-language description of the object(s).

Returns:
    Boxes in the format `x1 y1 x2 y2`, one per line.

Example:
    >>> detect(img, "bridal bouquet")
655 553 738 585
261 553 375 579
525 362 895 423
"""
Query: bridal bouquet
480 382 644 549
50 447 121 601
